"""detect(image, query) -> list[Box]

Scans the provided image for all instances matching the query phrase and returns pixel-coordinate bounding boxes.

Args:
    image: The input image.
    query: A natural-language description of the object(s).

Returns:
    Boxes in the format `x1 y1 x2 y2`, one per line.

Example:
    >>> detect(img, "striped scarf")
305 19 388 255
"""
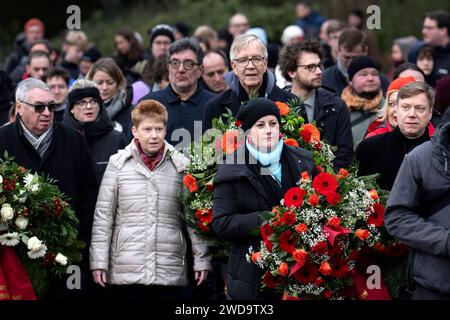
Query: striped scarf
20 120 53 158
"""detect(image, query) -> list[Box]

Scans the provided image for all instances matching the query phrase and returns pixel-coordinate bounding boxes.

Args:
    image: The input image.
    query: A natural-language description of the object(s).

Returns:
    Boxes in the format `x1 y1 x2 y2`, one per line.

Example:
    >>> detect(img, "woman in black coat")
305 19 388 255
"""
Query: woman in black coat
63 80 127 184
212 98 315 300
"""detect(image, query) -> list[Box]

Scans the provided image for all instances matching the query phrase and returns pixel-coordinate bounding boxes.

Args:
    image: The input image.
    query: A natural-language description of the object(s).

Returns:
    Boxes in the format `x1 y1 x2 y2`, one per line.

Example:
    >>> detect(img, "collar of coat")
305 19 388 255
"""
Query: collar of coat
110 139 189 173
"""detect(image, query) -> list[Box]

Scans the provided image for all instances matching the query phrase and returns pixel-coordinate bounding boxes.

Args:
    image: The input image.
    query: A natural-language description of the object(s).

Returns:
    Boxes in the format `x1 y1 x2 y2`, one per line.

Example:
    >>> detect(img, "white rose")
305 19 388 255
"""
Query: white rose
55 253 68 265
0 174 3 184
15 216 29 230
1 204 14 221
27 236 43 252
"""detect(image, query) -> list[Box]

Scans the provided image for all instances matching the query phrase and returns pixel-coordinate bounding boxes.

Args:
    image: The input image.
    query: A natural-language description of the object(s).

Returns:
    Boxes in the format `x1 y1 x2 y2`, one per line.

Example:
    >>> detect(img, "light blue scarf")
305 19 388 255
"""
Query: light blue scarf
246 138 284 183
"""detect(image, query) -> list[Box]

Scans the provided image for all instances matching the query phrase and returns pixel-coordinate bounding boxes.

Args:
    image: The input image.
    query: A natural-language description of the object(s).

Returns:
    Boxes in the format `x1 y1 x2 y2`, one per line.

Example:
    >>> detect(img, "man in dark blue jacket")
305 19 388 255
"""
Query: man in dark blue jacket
140 38 215 148
385 120 450 299
278 38 353 170
203 34 301 131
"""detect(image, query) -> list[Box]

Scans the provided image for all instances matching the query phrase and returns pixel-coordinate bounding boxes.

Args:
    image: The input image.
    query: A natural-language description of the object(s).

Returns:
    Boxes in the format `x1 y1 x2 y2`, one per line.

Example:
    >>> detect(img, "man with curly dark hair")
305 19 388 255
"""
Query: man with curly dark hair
278 39 353 170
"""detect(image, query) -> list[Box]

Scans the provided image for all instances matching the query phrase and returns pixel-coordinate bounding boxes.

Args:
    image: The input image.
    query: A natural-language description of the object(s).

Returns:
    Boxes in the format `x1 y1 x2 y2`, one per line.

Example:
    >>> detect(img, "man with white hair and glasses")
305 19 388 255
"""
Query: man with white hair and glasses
0 78 98 299
203 33 301 130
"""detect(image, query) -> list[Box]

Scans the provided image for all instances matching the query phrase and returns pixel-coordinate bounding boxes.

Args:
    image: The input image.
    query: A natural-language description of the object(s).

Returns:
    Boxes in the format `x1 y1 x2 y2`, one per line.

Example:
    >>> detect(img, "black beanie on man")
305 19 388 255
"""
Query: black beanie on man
236 98 281 131
148 24 175 45
67 87 103 111
347 55 380 81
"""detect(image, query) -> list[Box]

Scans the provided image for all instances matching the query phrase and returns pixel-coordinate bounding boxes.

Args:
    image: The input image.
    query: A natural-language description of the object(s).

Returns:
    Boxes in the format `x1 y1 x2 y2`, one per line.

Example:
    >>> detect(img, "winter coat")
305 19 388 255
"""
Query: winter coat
212 144 315 300
62 107 127 184
90 140 212 286
203 71 301 131
385 122 450 295
0 117 98 253
355 126 431 191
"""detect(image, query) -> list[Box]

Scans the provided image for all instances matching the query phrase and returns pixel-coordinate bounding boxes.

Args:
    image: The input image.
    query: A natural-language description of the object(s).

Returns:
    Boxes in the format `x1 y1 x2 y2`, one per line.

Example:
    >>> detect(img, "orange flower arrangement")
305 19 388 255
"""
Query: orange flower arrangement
283 138 299 147
275 101 290 116
299 123 321 144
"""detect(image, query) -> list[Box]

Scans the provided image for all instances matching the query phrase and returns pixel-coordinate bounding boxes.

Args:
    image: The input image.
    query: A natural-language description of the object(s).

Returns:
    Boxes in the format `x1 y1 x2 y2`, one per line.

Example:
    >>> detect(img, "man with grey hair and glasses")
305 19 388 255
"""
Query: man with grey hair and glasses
203 33 301 130
0 78 98 299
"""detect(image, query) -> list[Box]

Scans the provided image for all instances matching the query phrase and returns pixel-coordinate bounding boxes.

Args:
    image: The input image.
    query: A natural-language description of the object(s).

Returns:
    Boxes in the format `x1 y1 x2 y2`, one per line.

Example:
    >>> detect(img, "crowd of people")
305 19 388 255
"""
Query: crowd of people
0 0 450 300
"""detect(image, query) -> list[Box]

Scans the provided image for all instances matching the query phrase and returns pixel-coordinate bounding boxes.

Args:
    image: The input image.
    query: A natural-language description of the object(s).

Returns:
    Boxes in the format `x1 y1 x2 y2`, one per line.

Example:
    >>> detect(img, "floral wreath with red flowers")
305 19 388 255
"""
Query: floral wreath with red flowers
0 153 85 299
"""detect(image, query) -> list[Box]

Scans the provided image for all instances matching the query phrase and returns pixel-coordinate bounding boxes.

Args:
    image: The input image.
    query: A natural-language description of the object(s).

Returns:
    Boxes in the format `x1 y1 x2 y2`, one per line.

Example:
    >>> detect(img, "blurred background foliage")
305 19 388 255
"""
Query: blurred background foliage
1 0 450 70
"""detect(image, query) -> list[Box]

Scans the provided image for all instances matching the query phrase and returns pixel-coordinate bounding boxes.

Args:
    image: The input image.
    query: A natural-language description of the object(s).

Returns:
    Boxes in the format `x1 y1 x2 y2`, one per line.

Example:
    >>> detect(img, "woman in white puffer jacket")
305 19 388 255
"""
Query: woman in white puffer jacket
89 99 211 300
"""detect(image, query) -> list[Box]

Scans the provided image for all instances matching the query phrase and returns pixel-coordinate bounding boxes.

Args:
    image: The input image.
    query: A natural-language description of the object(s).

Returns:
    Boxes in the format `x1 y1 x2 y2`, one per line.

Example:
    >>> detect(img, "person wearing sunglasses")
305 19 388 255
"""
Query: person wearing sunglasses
278 39 353 171
203 33 298 131
139 38 215 148
0 78 99 300
63 79 127 184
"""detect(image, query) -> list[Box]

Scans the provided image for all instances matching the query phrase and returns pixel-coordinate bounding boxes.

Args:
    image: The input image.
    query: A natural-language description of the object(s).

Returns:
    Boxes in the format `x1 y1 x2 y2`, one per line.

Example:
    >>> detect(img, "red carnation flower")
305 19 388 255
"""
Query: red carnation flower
284 187 307 208
262 271 279 289
279 230 298 254
311 241 328 255
183 174 198 193
281 211 297 226
326 192 342 206
323 290 333 298
309 194 319 207
368 203 385 227
312 172 338 196
195 208 213 224
293 262 319 285
330 257 350 278
235 120 242 127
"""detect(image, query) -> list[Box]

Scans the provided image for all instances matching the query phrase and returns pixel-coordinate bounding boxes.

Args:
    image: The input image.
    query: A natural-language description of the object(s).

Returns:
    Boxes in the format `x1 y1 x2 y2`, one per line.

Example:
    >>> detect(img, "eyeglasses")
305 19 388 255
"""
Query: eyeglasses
169 59 200 70
74 99 100 109
19 100 57 113
234 56 266 67
297 63 324 73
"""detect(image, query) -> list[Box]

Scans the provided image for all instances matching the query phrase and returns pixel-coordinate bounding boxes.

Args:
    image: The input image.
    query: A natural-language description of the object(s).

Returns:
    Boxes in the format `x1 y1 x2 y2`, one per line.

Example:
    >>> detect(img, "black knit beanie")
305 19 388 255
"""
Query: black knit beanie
148 24 175 45
67 87 102 110
348 55 380 81
236 98 281 131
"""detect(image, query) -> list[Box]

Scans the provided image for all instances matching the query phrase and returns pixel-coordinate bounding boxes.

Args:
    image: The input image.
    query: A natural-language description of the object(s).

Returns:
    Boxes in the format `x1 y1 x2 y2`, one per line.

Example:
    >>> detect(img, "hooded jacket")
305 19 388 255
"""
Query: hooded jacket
385 122 450 294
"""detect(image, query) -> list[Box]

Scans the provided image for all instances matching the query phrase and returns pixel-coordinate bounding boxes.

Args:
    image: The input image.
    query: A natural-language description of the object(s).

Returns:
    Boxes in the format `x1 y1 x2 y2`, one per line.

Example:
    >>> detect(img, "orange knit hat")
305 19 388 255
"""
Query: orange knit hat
387 76 416 96
24 18 45 33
